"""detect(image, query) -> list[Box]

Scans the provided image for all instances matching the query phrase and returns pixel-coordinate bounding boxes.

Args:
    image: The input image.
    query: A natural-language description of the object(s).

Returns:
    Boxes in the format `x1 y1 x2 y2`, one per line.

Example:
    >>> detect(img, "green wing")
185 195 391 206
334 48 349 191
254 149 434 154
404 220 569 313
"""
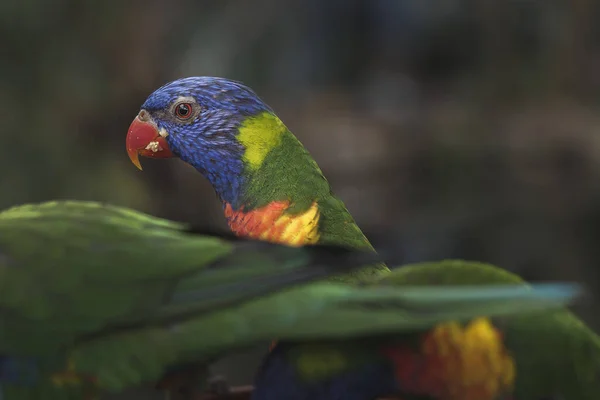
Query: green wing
0 200 380 354
1 205 588 398
69 260 581 391
1 200 226 353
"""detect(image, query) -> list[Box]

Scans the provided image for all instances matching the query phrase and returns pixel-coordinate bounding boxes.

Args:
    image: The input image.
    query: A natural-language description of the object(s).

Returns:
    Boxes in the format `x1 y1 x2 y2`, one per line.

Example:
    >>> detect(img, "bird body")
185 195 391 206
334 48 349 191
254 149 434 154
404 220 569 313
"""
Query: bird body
251 261 600 400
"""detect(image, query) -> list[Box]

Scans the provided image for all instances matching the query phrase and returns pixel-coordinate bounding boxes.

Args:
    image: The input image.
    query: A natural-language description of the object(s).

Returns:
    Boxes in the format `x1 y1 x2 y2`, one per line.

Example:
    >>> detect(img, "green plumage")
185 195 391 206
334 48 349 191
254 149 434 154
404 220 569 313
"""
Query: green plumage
67 262 578 396
0 201 585 400
1 200 373 353
68 261 580 397
244 132 373 250
240 118 389 283
0 200 383 398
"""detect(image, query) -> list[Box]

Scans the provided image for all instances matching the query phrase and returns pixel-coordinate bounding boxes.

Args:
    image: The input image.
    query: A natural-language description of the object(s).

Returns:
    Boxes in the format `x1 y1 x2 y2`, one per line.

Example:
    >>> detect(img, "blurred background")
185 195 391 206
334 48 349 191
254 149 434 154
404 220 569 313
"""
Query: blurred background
2 0 599 397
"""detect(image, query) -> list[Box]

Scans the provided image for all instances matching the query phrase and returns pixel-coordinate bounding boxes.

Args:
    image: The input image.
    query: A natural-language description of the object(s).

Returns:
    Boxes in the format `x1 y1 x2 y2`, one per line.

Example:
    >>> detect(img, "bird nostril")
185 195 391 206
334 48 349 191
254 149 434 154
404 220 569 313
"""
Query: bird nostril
138 109 150 122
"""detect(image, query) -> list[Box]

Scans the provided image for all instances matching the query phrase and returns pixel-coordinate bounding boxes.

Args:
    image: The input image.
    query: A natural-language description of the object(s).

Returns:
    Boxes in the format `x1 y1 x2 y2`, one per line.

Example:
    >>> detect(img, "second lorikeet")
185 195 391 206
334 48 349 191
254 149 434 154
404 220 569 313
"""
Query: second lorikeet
251 261 600 400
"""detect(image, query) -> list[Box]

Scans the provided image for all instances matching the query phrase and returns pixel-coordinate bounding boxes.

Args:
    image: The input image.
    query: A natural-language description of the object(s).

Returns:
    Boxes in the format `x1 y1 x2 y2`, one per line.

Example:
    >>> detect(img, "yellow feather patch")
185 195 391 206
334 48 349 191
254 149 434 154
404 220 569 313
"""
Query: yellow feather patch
237 111 287 170
269 201 320 246
387 317 515 400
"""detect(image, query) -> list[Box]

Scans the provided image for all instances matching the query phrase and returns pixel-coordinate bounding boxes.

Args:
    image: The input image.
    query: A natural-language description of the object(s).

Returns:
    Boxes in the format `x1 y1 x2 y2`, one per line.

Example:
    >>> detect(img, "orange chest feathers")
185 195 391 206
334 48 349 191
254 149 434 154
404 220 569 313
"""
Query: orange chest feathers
223 200 321 247
383 318 515 400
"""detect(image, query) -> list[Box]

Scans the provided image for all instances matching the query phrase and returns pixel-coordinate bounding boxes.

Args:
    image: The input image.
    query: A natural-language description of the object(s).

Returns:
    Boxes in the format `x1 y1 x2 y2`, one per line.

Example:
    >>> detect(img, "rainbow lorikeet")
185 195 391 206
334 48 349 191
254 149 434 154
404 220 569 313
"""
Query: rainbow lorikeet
0 201 582 400
124 77 600 399
125 77 388 284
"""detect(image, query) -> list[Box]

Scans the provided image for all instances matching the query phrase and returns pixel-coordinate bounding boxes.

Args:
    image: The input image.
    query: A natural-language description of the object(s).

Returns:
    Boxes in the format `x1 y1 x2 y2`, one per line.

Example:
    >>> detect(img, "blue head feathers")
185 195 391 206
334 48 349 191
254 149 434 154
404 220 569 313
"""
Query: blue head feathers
142 76 273 117
139 77 275 207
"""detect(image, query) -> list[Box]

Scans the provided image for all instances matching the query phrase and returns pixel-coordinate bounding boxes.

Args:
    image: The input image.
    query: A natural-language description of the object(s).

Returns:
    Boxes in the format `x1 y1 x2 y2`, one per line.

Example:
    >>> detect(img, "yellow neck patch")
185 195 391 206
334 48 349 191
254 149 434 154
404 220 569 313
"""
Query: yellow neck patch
237 111 287 170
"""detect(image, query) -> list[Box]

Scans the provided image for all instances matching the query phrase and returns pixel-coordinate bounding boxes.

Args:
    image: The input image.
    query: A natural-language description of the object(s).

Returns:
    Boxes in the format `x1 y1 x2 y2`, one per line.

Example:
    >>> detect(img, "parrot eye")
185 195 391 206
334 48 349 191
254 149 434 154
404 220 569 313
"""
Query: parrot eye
174 103 193 120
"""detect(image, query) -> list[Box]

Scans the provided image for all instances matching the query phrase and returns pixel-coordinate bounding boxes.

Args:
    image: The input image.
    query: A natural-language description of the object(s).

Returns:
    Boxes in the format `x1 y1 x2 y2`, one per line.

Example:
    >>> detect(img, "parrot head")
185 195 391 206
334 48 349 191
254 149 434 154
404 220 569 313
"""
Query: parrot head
126 77 275 204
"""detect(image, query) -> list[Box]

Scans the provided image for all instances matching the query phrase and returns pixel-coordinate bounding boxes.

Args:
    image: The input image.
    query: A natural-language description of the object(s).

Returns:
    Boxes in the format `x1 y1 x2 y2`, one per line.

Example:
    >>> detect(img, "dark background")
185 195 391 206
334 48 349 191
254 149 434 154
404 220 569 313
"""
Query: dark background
2 1 599 397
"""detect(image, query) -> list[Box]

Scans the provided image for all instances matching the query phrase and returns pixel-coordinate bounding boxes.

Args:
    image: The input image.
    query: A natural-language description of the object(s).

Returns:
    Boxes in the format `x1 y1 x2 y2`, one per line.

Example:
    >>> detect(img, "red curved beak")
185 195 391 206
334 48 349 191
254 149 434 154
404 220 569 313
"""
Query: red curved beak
125 111 174 170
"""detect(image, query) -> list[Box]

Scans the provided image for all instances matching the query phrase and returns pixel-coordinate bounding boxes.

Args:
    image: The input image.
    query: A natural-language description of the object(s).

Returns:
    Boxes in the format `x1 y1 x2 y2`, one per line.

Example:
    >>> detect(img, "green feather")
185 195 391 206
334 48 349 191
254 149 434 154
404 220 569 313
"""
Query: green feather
1 201 590 398
243 127 373 251
239 115 388 283
67 261 580 392
367 260 600 399
245 261 596 400
0 200 382 397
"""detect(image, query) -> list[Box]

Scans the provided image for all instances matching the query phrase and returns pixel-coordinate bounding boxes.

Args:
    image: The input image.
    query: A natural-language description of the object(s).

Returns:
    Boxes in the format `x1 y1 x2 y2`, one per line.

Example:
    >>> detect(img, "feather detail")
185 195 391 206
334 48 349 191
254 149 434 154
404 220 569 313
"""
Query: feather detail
224 201 320 247
383 317 515 400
